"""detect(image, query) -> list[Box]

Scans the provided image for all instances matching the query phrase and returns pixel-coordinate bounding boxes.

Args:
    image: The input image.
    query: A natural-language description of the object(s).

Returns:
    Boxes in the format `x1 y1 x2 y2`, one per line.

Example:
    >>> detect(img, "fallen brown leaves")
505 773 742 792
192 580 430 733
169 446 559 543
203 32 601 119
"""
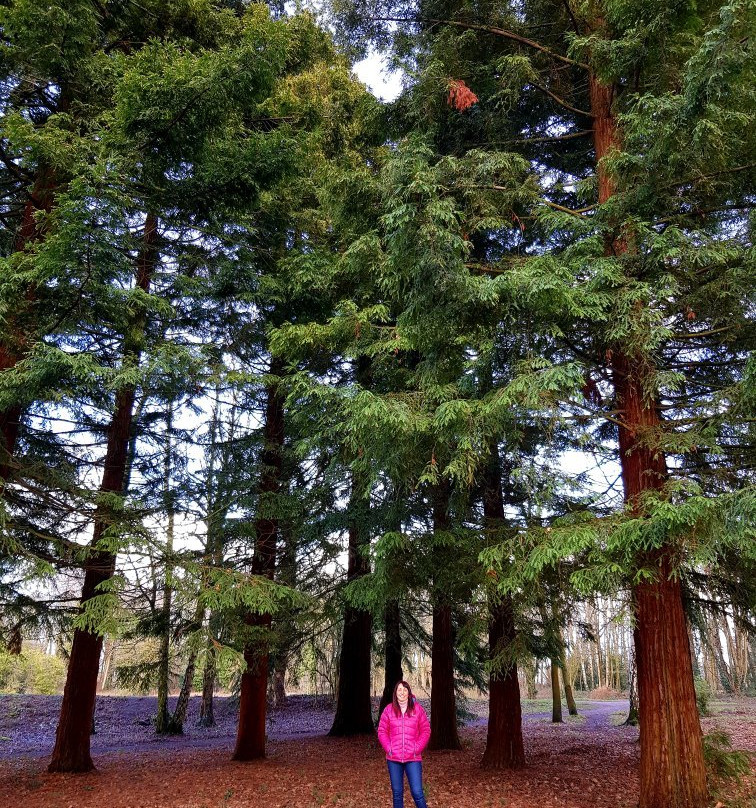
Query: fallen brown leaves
0 697 753 808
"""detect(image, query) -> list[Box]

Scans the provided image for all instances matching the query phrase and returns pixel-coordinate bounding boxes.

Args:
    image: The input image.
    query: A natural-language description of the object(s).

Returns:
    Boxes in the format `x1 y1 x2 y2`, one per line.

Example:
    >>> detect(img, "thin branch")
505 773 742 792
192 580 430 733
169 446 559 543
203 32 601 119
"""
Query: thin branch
561 0 581 34
502 129 593 145
672 326 733 339
530 82 591 117
370 16 590 70
542 199 596 217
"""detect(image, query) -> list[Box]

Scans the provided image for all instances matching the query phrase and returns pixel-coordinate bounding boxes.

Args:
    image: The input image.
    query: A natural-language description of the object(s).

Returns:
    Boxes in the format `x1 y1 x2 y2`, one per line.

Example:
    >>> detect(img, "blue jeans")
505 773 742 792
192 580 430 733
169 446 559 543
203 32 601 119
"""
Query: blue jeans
387 760 428 808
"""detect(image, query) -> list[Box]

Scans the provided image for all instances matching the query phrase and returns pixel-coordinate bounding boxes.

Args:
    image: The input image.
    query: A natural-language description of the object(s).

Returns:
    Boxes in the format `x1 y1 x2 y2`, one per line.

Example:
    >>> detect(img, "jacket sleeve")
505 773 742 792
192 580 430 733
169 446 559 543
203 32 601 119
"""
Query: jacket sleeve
377 706 392 755
416 704 431 753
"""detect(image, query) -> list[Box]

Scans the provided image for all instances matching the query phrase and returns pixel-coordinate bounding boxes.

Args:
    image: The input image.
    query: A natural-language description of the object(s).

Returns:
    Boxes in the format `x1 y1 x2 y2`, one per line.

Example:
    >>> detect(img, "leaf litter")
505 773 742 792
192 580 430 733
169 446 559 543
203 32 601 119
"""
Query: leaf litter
0 695 753 808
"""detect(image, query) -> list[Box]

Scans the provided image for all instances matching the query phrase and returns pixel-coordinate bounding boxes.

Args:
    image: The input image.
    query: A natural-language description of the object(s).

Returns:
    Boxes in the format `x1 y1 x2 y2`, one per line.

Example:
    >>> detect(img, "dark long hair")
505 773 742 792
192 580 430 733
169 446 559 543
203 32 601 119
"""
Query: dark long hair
392 680 416 716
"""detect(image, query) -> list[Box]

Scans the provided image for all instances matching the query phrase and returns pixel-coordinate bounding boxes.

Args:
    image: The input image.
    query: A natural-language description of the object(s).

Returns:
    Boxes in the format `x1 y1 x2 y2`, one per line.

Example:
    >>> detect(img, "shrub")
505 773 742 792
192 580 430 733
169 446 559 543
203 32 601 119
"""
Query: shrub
0 649 67 694
588 685 622 700
694 676 712 716
702 730 751 782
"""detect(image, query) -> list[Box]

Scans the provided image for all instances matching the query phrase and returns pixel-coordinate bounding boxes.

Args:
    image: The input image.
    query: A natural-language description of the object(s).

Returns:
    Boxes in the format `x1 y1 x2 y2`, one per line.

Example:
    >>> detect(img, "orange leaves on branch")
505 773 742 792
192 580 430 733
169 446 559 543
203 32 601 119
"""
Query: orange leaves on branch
447 79 478 111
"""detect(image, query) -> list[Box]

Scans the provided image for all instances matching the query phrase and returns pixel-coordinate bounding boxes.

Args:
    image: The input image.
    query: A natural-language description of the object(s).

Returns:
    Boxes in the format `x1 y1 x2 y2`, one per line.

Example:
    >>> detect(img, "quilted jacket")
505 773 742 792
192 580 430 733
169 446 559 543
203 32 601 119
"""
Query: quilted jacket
377 699 431 763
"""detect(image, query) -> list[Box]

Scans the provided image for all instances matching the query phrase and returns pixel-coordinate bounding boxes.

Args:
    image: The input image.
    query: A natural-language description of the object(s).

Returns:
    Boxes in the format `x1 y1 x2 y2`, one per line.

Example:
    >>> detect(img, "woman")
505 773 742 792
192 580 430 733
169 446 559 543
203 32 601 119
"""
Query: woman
377 680 431 808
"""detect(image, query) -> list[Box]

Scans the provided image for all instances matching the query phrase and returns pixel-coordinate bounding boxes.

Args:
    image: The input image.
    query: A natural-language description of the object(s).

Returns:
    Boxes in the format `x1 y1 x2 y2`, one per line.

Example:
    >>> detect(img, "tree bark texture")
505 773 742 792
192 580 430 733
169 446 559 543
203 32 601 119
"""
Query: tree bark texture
625 646 639 726
0 170 58 482
156 414 175 735
560 644 578 716
428 483 461 751
233 357 285 761
49 213 158 773
167 648 198 734
379 598 403 716
198 622 217 727
481 596 525 768
480 450 524 768
550 660 564 723
330 359 374 736
591 73 708 808
329 468 374 736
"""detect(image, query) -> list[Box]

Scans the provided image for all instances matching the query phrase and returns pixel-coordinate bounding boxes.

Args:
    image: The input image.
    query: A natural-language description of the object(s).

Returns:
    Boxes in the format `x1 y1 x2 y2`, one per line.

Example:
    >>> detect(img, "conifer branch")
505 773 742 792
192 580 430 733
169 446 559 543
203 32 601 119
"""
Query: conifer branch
542 199 596 217
492 129 593 145
369 17 590 69
530 83 591 118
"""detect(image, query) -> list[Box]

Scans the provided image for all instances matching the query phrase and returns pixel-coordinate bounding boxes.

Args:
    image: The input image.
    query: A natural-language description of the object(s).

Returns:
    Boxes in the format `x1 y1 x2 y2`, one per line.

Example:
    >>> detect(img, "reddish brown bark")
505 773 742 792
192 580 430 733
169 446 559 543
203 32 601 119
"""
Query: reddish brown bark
591 74 708 808
49 214 158 773
233 357 285 761
429 483 462 751
481 596 525 768
0 173 58 481
549 659 564 723
329 474 374 736
480 451 524 769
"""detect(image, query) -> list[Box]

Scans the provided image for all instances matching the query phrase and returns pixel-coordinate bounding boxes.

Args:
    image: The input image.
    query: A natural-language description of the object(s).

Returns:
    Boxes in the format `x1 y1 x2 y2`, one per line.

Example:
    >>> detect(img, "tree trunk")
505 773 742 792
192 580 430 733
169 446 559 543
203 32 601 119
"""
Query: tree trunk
591 72 708 808
625 646 639 726
233 357 285 760
481 595 525 768
167 647 199 734
7 624 22 655
329 467 374 735
198 627 217 727
379 598 403 716
0 171 58 482
550 660 563 723
560 643 578 716
428 482 461 751
524 658 538 699
480 448 524 768
156 409 175 735
48 213 158 773
330 359 374 737
272 652 288 708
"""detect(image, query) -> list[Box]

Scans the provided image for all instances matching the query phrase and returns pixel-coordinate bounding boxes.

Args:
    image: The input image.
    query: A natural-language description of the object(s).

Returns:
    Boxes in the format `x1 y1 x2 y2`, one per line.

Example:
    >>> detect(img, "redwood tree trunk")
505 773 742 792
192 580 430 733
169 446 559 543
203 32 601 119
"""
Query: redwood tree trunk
481 596 525 768
48 386 139 772
329 469 374 736
330 358 374 736
428 483 461 751
592 72 708 807
0 173 57 482
480 450 524 768
550 659 563 723
233 357 285 760
379 598 403 715
49 214 158 773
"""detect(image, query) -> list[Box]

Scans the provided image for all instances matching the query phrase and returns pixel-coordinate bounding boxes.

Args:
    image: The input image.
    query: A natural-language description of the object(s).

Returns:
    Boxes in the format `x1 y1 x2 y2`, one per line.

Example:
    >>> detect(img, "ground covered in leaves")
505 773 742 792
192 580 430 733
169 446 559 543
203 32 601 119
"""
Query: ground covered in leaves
0 694 753 808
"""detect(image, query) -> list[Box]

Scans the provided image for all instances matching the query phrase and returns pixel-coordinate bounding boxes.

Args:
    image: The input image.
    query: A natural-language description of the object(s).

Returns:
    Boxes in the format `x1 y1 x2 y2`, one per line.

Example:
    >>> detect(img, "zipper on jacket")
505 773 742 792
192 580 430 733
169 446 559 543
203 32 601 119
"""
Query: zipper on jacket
402 711 405 763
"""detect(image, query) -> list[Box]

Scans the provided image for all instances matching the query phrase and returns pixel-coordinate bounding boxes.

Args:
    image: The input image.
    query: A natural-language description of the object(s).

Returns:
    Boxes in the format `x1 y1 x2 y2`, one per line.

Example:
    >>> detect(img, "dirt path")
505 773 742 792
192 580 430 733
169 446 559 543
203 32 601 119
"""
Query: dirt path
468 699 628 729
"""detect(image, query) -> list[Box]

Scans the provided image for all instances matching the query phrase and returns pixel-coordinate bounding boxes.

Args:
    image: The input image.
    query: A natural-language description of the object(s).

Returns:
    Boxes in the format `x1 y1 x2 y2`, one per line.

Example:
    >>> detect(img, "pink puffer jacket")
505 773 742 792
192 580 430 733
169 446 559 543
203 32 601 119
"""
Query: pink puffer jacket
377 700 431 763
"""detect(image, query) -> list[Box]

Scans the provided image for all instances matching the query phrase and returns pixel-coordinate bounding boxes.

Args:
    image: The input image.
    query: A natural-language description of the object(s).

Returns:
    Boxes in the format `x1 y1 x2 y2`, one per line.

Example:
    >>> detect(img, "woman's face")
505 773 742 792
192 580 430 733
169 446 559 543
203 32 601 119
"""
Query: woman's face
396 684 409 704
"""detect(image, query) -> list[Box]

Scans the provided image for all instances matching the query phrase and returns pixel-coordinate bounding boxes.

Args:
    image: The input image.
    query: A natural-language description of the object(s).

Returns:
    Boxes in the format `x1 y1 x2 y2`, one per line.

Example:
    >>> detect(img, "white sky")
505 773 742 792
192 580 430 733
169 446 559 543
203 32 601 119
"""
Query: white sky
353 51 403 102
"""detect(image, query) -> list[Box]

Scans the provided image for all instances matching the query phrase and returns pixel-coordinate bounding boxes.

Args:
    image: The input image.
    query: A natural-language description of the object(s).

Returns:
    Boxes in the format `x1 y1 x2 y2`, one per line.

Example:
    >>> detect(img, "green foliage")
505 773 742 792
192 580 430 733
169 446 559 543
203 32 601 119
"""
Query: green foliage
702 729 752 782
694 676 712 716
0 649 66 694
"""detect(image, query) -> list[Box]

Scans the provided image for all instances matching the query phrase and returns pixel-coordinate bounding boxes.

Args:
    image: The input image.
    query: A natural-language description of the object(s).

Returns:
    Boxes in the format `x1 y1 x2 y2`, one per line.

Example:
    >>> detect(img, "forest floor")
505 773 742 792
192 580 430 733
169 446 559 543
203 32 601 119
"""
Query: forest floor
0 693 753 808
